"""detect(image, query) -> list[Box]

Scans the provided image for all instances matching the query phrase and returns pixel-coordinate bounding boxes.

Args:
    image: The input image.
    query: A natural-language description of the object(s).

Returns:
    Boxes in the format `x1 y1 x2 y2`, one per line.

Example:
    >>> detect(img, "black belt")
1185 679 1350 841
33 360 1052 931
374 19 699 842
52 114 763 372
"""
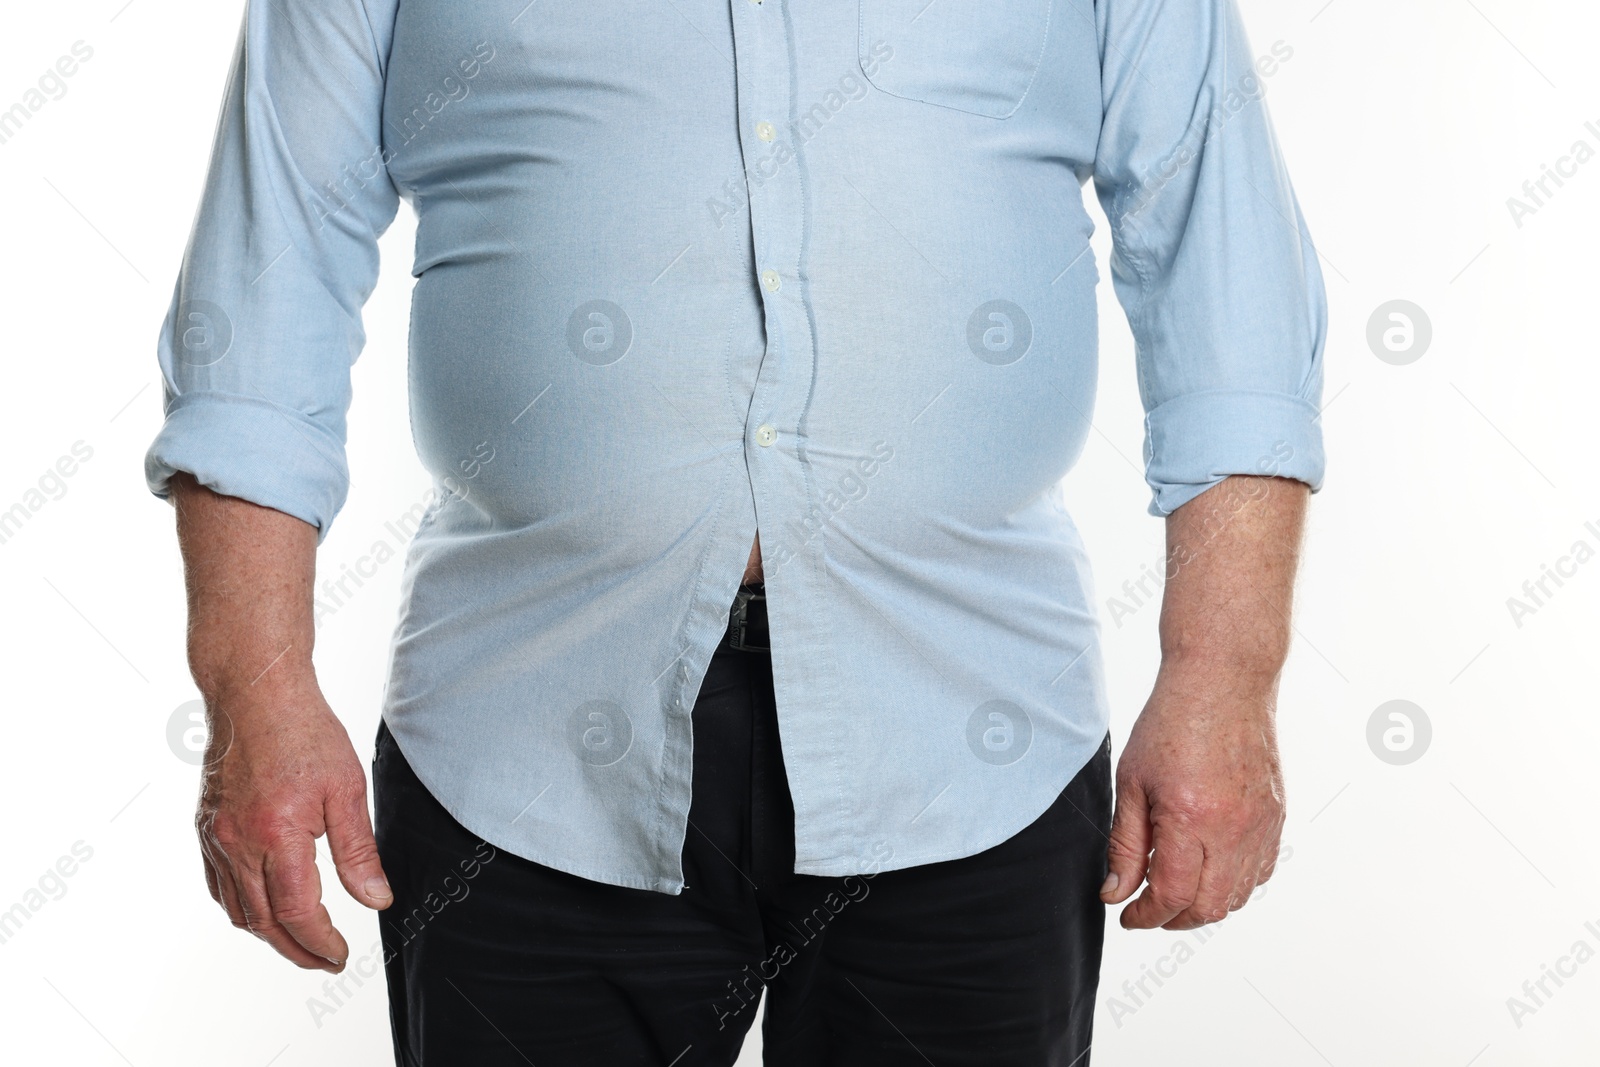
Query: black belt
722 584 769 652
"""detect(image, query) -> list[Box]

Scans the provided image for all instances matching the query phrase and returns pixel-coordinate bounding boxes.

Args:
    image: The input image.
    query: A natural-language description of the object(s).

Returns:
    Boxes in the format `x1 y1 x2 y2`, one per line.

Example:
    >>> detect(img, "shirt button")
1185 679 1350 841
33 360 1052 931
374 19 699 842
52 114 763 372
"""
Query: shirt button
760 269 781 292
755 424 777 447
756 120 776 142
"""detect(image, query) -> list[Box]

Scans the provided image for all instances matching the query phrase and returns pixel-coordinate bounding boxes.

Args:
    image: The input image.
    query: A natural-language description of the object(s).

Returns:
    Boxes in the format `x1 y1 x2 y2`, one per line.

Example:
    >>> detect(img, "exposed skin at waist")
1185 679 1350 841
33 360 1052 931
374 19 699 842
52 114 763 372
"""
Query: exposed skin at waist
743 534 762 586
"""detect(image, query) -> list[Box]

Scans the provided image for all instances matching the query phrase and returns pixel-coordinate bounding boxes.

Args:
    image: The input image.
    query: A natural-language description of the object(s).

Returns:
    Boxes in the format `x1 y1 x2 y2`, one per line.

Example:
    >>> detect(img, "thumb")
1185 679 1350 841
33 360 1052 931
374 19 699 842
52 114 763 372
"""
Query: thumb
325 785 393 910
1102 776 1151 904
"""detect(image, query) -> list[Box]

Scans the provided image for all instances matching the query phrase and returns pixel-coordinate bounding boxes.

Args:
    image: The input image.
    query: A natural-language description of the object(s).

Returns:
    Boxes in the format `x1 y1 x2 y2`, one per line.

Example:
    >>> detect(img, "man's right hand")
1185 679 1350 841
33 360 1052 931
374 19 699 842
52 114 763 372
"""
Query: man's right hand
196 680 392 972
167 471 391 974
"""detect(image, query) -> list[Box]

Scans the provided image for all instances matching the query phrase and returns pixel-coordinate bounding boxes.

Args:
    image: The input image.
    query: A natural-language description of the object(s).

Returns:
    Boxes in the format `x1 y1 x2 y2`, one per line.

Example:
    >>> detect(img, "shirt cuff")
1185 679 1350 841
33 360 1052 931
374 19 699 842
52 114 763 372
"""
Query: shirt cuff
1143 388 1325 517
143 390 350 544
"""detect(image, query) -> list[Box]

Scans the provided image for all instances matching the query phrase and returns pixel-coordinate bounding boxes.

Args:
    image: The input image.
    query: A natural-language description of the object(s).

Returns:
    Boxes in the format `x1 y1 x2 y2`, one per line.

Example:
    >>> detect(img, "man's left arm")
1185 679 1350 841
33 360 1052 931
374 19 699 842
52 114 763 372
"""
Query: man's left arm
1100 472 1306 929
1088 0 1328 928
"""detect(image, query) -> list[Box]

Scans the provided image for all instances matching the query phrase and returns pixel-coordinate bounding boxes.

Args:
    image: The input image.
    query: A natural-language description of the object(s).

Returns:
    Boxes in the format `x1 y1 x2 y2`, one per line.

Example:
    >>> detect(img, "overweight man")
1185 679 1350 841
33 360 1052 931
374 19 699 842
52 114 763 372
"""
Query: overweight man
145 0 1325 1062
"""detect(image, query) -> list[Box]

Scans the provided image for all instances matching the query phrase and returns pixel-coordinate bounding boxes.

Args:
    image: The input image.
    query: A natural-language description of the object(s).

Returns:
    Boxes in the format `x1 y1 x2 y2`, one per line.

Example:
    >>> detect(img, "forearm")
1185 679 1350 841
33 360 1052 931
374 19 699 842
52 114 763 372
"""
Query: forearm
170 472 386 972
1156 474 1309 687
170 470 320 708
1102 475 1307 927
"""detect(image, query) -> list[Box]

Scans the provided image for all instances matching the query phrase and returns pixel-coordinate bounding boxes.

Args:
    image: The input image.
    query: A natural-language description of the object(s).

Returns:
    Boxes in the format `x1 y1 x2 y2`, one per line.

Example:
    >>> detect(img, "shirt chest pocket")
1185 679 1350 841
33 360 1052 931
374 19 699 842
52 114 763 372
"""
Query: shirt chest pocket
858 0 1054 120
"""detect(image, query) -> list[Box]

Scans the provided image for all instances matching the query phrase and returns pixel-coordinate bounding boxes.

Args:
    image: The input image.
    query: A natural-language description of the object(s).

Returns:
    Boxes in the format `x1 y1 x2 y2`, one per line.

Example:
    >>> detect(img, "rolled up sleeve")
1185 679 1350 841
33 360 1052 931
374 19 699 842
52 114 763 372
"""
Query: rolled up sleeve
143 0 401 544
1091 0 1327 517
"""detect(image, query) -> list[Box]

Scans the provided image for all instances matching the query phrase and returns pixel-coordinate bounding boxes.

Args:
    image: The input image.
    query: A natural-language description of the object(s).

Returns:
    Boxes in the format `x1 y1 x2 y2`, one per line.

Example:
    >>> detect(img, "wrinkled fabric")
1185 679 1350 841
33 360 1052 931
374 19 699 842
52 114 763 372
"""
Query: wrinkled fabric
144 0 1326 893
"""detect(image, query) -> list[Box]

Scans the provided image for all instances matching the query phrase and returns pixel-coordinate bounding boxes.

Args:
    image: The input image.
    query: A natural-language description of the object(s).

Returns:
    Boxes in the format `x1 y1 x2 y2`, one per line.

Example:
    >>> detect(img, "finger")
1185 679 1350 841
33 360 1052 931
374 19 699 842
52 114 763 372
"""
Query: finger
1164 843 1238 930
1119 820 1204 929
205 843 250 931
197 811 242 920
1230 839 1270 912
201 839 222 905
1102 777 1151 905
233 842 342 971
1232 830 1283 906
1227 871 1260 913
225 844 302 951
1256 839 1287 886
202 837 248 929
262 831 350 970
1226 820 1286 911
325 782 392 910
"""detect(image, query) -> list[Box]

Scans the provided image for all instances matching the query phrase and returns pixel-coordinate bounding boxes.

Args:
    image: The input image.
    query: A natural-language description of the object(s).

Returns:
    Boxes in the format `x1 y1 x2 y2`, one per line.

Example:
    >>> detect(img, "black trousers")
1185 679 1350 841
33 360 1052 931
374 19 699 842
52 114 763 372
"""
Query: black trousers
374 629 1113 1066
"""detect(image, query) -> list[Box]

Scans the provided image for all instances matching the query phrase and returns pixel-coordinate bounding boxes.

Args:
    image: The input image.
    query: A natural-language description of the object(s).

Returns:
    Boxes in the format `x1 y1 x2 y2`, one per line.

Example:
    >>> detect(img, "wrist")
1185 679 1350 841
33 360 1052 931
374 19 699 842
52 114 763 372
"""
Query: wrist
1152 652 1284 703
191 659 323 722
1158 642 1287 680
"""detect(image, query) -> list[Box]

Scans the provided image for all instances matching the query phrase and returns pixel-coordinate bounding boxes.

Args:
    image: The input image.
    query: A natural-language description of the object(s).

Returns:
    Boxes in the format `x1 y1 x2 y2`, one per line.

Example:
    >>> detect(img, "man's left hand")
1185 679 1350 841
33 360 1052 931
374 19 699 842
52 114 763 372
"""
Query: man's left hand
1099 662 1286 930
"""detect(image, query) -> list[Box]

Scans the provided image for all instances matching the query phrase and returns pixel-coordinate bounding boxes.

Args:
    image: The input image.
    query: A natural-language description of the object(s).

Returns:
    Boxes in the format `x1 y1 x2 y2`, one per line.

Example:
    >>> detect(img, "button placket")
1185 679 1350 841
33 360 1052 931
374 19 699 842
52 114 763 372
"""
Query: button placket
724 0 847 877
732 1 803 484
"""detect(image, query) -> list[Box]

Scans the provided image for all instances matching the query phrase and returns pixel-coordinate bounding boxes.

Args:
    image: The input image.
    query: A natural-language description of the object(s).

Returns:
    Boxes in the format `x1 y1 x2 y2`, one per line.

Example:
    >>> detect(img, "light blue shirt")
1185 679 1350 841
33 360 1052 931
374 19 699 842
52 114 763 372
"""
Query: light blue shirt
144 0 1326 893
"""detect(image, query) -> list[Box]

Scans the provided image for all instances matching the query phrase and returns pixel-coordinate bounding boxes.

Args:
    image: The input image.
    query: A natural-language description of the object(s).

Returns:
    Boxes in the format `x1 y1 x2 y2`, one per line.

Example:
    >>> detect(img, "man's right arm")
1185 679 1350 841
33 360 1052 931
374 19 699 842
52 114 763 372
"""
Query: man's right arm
143 1 404 972
172 471 391 974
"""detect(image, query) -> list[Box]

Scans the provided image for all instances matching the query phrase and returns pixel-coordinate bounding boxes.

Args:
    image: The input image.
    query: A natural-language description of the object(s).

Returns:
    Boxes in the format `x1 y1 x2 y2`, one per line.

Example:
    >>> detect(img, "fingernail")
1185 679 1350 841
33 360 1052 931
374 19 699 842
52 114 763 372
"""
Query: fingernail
365 877 393 901
1100 872 1119 895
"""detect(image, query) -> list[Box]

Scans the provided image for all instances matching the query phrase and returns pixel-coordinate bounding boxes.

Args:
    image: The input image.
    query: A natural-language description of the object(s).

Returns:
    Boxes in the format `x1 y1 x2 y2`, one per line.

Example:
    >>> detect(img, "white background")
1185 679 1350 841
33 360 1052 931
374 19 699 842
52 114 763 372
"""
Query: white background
2 1 1596 1064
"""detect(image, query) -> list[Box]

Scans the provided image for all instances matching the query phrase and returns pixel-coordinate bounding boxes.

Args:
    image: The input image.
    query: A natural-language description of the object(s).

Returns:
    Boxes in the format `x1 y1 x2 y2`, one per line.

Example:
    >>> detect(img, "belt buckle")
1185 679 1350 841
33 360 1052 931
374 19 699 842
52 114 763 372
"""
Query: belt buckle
727 586 768 651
